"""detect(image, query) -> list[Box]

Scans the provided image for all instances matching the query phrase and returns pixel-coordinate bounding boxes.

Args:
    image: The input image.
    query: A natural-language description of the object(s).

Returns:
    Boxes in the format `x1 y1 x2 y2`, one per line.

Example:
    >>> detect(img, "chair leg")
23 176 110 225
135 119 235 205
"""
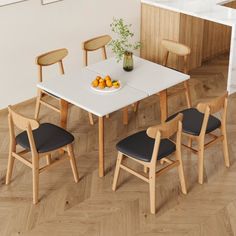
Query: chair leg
123 107 129 125
184 81 192 108
6 149 15 185
67 144 79 183
35 90 42 120
176 154 187 194
88 112 94 125
188 137 192 148
144 166 149 174
112 152 123 191
46 154 52 165
221 125 230 167
197 141 205 184
32 160 39 204
149 167 156 214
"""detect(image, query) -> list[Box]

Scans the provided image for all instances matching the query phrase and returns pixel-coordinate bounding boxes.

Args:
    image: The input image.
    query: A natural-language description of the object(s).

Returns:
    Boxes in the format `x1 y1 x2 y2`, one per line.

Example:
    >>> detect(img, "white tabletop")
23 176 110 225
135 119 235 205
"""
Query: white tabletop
87 56 190 96
141 0 236 27
37 69 148 117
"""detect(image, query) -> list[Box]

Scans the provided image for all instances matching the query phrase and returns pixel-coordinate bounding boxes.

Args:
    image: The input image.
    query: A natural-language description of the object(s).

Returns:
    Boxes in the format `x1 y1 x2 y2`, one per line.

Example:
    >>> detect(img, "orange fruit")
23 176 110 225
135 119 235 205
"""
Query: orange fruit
92 79 98 87
105 75 112 81
106 80 112 87
96 76 102 81
99 78 104 83
98 81 106 89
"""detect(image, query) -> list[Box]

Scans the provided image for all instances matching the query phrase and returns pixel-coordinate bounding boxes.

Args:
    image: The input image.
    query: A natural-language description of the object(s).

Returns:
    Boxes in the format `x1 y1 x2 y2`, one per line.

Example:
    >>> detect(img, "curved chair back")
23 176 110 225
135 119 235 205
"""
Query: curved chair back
82 35 112 66
196 92 228 137
161 39 191 74
147 113 183 139
197 92 228 115
147 113 183 164
8 105 39 131
36 48 68 82
8 105 39 156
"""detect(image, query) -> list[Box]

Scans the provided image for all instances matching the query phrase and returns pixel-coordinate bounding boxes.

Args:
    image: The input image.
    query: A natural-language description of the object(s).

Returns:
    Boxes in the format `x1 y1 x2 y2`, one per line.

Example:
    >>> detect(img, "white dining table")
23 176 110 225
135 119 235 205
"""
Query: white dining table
37 56 190 177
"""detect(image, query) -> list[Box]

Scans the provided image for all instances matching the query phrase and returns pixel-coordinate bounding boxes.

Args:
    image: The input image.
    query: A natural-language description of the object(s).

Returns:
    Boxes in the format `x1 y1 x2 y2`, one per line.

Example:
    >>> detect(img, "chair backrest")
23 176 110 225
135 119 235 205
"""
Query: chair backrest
36 48 68 82
161 39 191 74
196 92 228 136
82 35 112 66
197 92 228 115
147 113 183 163
8 106 39 153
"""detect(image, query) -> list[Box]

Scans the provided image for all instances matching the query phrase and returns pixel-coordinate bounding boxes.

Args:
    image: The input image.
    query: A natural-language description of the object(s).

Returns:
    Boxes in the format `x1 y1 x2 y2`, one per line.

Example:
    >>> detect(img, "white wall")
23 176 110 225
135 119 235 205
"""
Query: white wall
0 0 141 109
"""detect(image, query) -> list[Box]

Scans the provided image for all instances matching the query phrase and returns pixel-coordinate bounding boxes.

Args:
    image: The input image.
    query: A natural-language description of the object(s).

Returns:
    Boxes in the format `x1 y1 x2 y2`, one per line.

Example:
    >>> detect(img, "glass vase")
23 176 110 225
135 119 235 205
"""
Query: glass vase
123 51 133 72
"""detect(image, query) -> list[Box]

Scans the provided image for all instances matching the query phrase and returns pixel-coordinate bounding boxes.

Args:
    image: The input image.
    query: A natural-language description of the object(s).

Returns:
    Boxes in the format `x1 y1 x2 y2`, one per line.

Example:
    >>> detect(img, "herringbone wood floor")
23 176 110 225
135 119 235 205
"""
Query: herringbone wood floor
1 54 236 236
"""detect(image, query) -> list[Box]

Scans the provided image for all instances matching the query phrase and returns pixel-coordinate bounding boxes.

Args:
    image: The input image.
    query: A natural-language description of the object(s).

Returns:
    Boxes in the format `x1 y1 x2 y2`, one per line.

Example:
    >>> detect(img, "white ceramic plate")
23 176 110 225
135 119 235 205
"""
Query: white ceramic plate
90 81 122 93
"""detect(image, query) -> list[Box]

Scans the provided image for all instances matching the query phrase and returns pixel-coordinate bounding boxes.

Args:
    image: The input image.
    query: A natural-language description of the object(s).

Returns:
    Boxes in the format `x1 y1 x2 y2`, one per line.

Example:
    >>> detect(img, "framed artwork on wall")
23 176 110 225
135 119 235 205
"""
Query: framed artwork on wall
0 0 27 7
41 0 63 5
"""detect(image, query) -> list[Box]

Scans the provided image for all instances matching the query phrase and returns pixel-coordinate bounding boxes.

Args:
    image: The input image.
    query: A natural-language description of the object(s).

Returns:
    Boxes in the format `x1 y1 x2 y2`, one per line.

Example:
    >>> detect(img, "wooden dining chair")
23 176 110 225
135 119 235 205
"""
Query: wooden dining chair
6 105 79 204
34 48 68 120
161 39 192 108
112 114 187 214
133 39 191 115
82 35 112 125
166 93 230 184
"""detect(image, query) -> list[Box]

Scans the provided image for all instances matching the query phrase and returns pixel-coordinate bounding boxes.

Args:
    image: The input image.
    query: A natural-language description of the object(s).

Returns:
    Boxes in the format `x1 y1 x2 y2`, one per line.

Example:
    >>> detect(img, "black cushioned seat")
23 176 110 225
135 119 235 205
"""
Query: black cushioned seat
116 131 176 162
16 123 74 153
166 108 221 136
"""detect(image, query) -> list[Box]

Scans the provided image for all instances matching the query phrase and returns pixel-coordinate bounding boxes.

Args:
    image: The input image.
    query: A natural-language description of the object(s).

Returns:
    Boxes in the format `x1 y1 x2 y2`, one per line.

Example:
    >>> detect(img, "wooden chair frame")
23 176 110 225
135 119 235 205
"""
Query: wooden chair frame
182 93 230 184
133 39 192 116
34 48 68 121
112 114 187 214
6 106 79 204
161 39 192 108
82 35 112 125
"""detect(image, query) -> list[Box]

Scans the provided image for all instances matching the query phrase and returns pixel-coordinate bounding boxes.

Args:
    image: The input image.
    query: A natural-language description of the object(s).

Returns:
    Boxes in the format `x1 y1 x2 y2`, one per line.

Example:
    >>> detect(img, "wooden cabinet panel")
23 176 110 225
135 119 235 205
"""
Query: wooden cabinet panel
179 14 204 71
141 3 231 71
202 20 231 61
141 3 203 71
141 4 180 68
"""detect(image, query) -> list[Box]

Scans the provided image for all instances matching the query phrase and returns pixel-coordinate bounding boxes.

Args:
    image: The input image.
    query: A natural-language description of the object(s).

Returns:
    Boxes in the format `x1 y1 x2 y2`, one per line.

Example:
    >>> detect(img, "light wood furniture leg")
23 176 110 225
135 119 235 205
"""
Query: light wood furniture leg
123 107 129 125
198 140 205 184
67 144 79 182
176 152 187 194
98 116 104 177
32 156 39 204
88 113 94 125
6 146 15 185
221 123 230 167
35 89 42 120
188 137 192 148
112 152 123 191
159 89 168 123
184 81 192 108
144 166 149 173
149 167 156 214
60 99 69 129
46 154 51 165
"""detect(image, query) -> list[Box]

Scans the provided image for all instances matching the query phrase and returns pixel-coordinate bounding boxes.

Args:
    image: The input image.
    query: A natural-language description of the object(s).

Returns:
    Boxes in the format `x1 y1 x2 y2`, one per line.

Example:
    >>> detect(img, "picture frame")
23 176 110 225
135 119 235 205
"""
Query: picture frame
0 0 27 7
41 0 63 5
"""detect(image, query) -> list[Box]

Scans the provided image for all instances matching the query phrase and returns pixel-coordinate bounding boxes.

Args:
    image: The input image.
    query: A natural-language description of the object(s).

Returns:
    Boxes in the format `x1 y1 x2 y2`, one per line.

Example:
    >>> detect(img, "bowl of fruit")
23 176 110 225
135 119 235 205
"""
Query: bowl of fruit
91 75 121 93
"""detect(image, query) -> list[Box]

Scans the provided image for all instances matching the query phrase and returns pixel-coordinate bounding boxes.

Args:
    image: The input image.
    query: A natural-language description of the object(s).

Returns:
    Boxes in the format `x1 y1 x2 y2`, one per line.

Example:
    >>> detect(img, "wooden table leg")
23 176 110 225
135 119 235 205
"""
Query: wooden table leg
123 107 129 125
159 89 168 123
60 99 69 129
98 116 104 177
